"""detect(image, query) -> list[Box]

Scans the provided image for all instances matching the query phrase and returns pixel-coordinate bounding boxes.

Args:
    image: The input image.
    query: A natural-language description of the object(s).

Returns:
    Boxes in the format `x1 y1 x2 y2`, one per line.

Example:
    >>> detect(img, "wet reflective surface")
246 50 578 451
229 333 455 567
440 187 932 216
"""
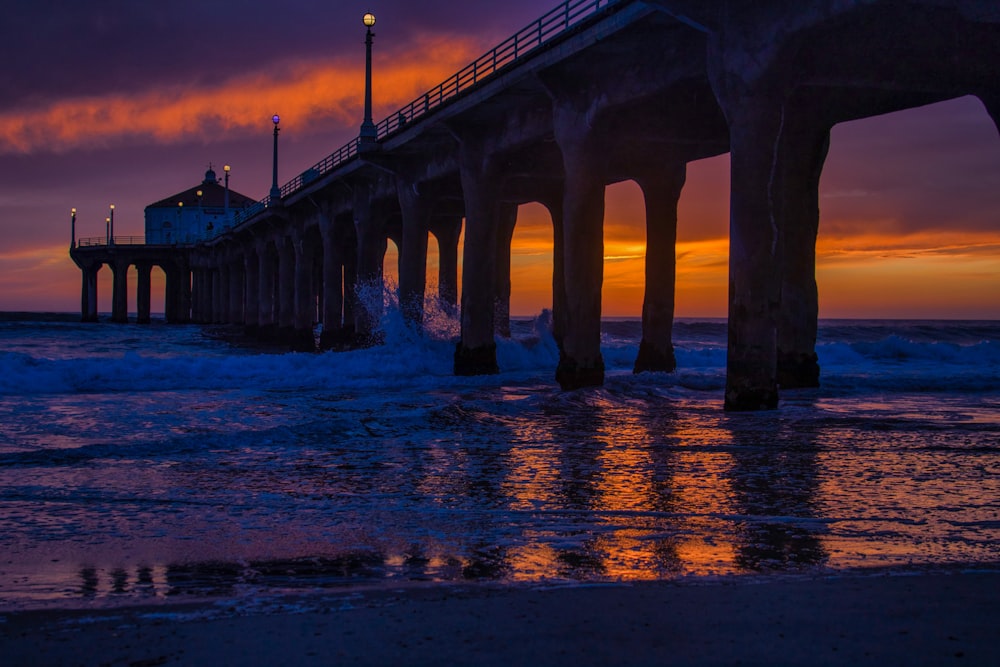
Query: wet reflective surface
1 317 999 609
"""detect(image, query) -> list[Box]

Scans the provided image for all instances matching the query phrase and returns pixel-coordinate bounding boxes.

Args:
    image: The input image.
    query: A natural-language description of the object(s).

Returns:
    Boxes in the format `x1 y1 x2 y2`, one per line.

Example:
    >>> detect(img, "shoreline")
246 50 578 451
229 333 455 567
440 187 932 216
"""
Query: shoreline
3 569 999 666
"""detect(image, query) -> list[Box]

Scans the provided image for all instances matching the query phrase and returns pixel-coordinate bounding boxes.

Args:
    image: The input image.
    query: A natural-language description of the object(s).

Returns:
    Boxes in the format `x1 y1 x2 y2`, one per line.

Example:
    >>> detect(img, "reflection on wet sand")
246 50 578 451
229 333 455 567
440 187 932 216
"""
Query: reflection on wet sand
57 394 835 602
17 383 995 609
723 413 827 572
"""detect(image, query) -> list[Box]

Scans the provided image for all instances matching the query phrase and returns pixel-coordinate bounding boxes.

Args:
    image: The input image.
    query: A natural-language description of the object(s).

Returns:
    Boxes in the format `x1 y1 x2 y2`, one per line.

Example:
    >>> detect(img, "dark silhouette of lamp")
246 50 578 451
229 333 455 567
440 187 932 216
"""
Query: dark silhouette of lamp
270 114 281 202
359 12 377 149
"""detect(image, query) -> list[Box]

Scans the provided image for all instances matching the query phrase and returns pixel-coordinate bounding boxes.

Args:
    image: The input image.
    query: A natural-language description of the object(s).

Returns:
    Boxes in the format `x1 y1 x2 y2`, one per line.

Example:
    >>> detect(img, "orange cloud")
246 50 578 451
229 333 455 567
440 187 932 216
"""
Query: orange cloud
0 35 480 155
817 230 1000 263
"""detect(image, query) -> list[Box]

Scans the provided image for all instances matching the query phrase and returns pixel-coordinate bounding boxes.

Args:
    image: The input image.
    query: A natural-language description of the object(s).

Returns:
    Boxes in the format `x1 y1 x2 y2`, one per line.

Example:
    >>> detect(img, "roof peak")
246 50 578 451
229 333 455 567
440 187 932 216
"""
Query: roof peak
203 163 218 185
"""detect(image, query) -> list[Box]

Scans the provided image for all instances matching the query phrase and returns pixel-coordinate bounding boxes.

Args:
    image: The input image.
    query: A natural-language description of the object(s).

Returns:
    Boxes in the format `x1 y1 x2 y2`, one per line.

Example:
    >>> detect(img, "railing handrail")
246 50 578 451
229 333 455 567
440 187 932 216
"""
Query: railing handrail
230 0 624 230
76 236 147 247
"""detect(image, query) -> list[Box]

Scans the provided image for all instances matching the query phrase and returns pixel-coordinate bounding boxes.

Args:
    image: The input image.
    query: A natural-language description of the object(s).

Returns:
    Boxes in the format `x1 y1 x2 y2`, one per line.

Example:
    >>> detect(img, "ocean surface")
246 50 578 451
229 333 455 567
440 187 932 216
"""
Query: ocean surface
1 305 998 612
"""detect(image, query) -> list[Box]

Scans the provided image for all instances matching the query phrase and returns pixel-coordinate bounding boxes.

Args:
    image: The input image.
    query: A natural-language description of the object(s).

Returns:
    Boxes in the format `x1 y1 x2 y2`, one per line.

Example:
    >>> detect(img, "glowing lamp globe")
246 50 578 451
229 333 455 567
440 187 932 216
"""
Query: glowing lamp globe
363 13 376 27
272 114 280 125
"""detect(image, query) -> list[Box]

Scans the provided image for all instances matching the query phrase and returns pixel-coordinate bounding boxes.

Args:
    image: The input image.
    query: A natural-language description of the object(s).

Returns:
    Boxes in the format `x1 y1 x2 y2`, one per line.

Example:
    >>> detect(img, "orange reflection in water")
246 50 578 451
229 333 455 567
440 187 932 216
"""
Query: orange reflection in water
498 395 744 581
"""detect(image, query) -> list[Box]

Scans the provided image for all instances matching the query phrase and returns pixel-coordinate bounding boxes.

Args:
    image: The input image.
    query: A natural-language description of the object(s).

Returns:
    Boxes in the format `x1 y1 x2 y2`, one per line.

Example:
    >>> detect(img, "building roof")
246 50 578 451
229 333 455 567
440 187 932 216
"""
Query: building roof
145 168 257 210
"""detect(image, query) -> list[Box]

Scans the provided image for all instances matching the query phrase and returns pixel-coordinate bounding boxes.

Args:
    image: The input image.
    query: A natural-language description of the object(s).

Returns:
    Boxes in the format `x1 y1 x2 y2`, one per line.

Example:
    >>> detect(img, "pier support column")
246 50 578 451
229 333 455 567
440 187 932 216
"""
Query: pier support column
552 105 606 389
292 230 317 351
136 263 152 324
277 236 296 339
164 265 184 324
979 92 999 135
204 269 213 323
534 190 567 349
83 263 100 322
179 262 192 324
205 268 214 323
229 258 245 325
494 203 518 338
198 269 208 323
454 136 501 375
708 52 789 410
633 164 686 374
220 264 232 324
214 268 225 324
319 215 345 349
203 268 213 323
189 270 201 323
244 249 260 334
111 260 129 324
431 216 462 312
207 269 218 323
257 239 277 339
343 222 358 341
775 119 830 389
189 268 201 323
79 263 100 322
179 261 191 324
353 180 386 344
397 179 432 325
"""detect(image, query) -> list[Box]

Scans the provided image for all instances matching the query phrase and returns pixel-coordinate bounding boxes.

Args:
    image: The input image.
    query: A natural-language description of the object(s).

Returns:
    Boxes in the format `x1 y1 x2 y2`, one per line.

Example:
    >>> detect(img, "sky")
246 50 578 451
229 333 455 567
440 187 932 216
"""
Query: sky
1 1 997 319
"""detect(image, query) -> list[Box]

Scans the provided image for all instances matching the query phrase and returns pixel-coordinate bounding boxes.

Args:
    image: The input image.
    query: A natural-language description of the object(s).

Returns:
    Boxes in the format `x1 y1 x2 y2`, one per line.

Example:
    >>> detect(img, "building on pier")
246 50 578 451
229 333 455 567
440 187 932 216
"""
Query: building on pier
145 167 255 244
69 167 255 325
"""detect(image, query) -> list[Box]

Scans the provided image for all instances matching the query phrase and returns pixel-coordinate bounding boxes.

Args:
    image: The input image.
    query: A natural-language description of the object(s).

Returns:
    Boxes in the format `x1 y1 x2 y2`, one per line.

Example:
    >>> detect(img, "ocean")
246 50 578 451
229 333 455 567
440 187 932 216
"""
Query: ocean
1 305 998 612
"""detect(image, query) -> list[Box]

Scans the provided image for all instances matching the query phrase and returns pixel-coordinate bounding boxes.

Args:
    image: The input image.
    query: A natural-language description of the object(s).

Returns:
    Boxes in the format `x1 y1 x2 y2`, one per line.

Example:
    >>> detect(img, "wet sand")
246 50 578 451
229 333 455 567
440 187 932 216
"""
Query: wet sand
2 571 998 666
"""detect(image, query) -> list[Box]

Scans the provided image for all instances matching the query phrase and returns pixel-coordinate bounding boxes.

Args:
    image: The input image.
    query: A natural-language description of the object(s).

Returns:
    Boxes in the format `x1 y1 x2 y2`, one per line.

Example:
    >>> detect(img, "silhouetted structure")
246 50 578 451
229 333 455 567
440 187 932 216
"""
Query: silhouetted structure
69 0 1000 410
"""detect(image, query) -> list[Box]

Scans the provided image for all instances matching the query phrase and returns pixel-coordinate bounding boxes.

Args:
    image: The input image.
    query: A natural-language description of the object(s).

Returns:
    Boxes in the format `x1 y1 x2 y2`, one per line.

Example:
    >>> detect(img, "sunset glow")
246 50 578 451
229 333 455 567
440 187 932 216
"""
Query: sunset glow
0 36 479 155
0 4 996 319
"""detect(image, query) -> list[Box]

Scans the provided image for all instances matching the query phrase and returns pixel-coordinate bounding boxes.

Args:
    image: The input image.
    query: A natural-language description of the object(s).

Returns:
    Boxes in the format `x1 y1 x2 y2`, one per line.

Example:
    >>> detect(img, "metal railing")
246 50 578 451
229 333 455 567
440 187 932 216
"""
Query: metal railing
231 0 623 230
76 236 146 247
375 0 617 138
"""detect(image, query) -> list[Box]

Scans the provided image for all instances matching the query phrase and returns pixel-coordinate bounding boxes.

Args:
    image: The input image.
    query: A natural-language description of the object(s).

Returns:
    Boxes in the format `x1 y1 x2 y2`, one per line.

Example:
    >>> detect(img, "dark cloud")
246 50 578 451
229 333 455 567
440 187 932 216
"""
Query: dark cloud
1 1 545 111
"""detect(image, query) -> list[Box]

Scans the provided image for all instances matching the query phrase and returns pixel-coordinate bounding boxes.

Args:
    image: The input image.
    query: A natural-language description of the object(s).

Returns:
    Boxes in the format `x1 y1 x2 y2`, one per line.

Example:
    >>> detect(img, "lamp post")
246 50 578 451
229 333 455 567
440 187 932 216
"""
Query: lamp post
359 12 377 149
270 114 281 202
196 189 204 238
71 208 76 248
224 164 231 214
106 216 111 245
109 204 115 245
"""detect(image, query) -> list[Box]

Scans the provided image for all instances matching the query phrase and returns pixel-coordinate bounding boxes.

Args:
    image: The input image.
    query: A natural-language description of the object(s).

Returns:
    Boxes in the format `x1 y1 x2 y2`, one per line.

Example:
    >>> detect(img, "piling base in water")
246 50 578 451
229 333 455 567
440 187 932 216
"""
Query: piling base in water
454 342 499 375
777 351 820 388
556 354 604 390
287 328 317 353
633 340 676 374
318 327 352 351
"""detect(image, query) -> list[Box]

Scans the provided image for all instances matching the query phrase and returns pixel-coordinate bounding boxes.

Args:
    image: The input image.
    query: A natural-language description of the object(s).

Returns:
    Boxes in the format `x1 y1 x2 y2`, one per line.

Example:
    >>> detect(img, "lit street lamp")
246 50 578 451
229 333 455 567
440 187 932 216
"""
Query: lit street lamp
109 204 115 245
359 12 377 148
223 164 231 214
270 114 281 202
71 208 76 248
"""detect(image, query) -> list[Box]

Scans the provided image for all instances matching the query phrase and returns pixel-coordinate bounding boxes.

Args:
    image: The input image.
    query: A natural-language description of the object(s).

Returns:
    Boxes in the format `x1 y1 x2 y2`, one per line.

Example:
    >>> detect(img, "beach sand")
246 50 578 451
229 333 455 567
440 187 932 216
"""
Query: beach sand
2 571 998 666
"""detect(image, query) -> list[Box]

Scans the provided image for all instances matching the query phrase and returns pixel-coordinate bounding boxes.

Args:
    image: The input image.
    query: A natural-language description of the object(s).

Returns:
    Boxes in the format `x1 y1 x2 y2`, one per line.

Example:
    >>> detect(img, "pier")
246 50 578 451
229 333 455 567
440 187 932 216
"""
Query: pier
70 0 1000 410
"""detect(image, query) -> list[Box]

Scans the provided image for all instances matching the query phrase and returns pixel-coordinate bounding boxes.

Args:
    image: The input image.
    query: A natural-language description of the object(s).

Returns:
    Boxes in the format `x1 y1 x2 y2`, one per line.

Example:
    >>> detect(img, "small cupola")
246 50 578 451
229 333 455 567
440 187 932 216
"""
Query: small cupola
203 165 219 185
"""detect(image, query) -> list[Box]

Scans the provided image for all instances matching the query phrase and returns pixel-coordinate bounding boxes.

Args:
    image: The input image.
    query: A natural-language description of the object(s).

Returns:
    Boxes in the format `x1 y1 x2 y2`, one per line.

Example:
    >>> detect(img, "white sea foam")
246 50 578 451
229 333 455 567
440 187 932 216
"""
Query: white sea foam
1 315 997 396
